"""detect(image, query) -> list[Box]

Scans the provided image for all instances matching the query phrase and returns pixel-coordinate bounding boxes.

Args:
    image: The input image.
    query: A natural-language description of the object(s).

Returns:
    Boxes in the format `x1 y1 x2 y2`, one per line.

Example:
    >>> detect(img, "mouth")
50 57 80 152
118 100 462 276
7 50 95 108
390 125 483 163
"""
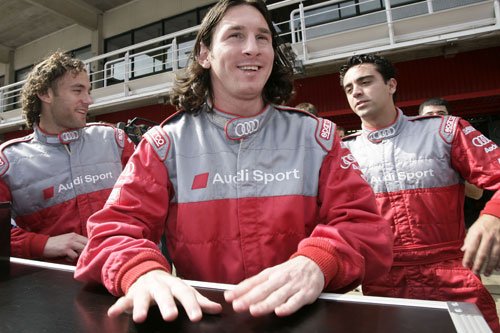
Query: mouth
238 65 260 72
356 100 368 108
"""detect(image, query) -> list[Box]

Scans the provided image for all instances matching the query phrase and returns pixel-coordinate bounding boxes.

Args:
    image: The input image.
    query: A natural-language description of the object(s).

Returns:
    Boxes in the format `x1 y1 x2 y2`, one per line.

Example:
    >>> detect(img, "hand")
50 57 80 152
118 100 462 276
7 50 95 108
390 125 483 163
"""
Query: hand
43 232 88 262
108 270 222 323
462 214 500 276
224 256 324 317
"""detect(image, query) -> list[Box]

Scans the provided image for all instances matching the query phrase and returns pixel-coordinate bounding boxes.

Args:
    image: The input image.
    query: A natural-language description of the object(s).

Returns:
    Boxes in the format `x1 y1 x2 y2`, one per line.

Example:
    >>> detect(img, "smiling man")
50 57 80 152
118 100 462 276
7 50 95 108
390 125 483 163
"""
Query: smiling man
75 0 393 324
0 52 134 263
340 54 500 332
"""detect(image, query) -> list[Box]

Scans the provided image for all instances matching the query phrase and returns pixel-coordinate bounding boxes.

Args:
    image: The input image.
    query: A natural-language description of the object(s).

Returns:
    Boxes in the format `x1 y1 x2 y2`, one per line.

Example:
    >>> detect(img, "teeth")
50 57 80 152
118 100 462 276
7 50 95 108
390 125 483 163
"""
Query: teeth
239 66 258 71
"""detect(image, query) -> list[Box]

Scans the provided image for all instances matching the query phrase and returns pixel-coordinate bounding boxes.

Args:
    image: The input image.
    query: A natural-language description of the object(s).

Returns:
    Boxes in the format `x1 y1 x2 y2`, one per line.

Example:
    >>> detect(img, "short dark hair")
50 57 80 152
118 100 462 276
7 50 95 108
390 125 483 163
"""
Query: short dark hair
170 0 295 113
418 97 450 115
339 54 396 86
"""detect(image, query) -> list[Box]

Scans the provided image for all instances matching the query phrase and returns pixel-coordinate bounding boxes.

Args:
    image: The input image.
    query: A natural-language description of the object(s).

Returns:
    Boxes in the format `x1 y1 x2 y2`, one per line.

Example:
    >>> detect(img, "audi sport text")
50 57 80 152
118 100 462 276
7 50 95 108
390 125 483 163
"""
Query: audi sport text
58 172 114 192
212 168 300 185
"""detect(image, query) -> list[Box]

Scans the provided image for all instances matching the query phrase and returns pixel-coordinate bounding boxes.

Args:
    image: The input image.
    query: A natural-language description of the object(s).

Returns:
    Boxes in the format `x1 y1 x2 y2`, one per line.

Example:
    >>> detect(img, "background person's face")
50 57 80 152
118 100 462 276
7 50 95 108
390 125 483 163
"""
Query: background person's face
198 5 274 110
40 71 92 133
421 105 448 116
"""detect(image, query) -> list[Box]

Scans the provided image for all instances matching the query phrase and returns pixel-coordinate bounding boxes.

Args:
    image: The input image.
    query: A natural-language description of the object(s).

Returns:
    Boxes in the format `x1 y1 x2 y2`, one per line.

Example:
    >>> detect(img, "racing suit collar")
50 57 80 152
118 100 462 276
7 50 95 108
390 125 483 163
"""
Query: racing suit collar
206 104 274 141
33 124 82 145
363 108 404 143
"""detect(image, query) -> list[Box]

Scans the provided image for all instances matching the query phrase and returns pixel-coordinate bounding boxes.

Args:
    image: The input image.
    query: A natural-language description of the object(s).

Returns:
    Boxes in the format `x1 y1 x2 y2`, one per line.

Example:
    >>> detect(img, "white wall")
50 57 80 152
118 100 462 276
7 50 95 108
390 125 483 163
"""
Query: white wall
12 0 214 71
15 25 92 70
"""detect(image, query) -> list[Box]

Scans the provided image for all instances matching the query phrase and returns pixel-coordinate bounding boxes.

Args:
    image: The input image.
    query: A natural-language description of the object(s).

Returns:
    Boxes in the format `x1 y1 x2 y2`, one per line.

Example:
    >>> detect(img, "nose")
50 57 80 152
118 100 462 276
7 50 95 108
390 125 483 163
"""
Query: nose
352 84 363 97
83 92 93 105
243 36 260 55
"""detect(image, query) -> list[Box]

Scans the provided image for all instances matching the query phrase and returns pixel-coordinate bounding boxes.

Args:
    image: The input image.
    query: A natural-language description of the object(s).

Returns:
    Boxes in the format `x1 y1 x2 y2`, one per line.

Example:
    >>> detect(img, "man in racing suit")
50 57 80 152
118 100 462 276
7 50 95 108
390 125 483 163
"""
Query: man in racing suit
0 52 134 262
75 0 393 324
340 54 500 331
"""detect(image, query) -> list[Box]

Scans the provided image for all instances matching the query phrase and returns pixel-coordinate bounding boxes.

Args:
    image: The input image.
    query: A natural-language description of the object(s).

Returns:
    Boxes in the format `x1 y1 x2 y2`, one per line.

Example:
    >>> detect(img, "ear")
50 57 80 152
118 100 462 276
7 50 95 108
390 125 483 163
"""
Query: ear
387 78 397 95
37 88 53 104
197 42 211 69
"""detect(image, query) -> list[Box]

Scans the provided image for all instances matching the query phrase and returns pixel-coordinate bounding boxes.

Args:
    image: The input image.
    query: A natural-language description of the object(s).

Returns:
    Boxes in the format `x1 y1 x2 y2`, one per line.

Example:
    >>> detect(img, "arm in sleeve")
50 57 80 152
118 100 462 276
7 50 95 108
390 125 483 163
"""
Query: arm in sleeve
450 118 500 217
0 177 49 259
75 138 172 296
292 135 394 292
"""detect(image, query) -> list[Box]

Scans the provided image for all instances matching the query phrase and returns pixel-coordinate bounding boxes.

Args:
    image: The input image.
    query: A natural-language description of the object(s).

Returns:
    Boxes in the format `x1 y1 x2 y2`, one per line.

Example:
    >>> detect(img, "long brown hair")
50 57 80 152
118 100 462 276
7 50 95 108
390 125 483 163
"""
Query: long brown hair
170 0 295 113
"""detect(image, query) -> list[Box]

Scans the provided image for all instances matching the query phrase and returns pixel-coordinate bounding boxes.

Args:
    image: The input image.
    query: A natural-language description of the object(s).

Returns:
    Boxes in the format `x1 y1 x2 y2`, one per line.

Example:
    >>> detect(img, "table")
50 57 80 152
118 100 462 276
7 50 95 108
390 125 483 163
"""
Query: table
0 258 491 333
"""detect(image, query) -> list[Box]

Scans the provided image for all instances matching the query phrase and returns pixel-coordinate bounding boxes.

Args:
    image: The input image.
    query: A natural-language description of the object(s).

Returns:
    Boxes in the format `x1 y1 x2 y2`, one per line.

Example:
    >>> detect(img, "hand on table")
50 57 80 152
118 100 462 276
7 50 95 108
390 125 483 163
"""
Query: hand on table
43 232 88 262
224 256 324 317
462 214 500 276
108 270 222 323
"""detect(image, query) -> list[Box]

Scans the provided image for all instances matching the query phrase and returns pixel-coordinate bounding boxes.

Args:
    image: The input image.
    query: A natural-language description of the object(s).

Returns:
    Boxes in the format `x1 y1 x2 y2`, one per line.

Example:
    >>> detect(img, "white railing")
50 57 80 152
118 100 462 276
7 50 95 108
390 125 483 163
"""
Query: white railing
0 0 498 131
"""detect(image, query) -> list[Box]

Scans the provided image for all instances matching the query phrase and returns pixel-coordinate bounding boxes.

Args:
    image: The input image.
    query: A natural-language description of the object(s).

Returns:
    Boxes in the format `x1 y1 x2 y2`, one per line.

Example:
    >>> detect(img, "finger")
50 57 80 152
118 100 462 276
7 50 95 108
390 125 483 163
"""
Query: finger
274 290 311 317
65 249 79 261
152 286 179 321
225 269 270 302
132 289 154 323
462 232 481 269
472 237 493 275
248 283 294 317
195 291 223 314
108 296 133 318
232 276 287 313
170 281 204 322
483 241 500 276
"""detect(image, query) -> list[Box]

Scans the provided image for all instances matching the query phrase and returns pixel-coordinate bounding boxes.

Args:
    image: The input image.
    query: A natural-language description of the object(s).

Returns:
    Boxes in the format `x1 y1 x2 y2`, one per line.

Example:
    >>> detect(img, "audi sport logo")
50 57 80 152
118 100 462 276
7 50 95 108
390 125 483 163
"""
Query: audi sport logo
340 154 359 170
368 127 395 142
320 120 332 140
59 130 79 143
472 134 491 147
234 119 260 137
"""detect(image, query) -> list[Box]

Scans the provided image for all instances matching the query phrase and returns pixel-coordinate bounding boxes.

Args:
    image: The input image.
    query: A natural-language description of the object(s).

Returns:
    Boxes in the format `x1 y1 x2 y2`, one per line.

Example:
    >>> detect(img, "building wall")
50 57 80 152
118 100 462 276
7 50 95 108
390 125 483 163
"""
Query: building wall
8 0 215 72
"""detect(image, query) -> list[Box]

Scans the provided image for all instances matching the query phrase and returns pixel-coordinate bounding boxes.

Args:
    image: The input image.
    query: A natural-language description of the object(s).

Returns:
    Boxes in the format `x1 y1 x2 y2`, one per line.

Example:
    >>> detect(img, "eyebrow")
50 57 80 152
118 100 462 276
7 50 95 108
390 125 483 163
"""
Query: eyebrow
226 24 271 35
343 75 374 89
70 83 92 92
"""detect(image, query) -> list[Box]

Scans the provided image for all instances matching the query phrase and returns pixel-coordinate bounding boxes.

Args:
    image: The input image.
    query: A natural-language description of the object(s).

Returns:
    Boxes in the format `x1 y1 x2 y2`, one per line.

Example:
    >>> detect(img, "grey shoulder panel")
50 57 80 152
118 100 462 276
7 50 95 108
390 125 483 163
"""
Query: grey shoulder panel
0 134 34 176
143 126 171 161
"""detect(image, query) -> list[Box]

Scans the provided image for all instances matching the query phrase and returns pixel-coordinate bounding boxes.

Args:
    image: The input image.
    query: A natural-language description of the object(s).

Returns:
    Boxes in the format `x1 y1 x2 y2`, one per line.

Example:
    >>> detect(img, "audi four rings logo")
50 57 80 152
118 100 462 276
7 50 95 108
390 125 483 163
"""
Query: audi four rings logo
60 130 79 142
368 127 396 141
234 119 260 137
472 134 491 147
340 154 359 170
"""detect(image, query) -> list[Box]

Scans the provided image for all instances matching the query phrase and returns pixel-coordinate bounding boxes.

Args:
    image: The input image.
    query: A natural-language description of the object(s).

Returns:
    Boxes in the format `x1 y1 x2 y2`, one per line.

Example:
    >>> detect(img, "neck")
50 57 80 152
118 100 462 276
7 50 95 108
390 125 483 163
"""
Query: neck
361 107 398 130
212 97 265 118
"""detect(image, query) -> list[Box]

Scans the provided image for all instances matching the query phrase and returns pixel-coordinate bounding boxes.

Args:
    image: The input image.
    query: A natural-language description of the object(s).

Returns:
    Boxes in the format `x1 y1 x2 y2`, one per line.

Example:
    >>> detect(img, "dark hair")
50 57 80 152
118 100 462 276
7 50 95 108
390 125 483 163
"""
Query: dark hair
295 102 317 116
21 51 86 128
418 97 450 115
170 0 295 113
339 54 396 86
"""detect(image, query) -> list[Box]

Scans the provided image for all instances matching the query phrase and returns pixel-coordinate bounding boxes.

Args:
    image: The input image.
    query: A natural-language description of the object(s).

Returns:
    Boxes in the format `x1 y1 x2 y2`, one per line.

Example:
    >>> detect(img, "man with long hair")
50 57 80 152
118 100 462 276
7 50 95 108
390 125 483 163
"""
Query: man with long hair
76 0 393 323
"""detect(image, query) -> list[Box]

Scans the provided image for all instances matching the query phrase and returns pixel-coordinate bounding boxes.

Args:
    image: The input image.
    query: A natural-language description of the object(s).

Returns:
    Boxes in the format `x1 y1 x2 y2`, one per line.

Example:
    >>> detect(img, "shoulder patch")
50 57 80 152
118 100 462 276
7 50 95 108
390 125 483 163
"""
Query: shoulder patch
114 127 126 148
144 126 170 161
315 118 335 151
0 134 34 176
439 115 459 144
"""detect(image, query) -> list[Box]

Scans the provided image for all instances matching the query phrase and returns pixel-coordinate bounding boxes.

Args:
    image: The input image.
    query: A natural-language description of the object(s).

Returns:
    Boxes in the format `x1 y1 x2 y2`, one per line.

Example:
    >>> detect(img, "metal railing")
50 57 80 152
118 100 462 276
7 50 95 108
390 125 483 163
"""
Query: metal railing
0 0 498 128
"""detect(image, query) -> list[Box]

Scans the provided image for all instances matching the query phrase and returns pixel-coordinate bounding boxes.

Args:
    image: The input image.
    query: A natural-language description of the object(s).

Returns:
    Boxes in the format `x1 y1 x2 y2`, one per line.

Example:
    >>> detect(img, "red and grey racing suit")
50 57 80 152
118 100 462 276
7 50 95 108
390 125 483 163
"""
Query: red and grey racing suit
343 109 500 331
75 104 393 297
0 123 134 260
